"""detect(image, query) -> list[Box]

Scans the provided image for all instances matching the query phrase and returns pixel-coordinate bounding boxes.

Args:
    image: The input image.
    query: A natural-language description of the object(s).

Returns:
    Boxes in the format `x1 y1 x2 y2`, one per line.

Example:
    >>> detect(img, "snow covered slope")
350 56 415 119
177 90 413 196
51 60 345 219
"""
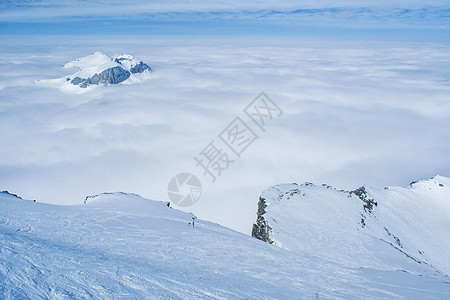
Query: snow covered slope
1 190 449 298
38 52 151 93
252 176 450 280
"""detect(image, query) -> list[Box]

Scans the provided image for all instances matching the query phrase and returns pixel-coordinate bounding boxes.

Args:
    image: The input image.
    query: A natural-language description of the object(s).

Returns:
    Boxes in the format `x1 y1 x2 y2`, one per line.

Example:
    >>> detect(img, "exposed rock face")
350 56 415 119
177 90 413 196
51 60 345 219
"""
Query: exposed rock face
251 196 273 243
71 66 131 88
350 186 378 227
70 77 84 85
350 186 378 213
130 62 151 74
90 66 130 84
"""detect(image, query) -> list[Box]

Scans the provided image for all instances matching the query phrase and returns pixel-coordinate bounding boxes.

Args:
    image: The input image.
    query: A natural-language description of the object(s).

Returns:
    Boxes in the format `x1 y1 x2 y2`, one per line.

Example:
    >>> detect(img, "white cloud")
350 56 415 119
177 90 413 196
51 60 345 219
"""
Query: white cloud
1 36 450 233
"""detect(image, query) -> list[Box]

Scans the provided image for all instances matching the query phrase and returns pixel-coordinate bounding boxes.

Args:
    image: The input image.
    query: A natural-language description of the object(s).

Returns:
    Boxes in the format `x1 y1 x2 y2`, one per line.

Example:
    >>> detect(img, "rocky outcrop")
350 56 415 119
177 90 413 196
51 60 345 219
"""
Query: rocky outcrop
251 196 273 243
350 186 378 228
114 55 152 74
0 191 22 199
350 186 378 213
89 66 130 84
71 66 131 88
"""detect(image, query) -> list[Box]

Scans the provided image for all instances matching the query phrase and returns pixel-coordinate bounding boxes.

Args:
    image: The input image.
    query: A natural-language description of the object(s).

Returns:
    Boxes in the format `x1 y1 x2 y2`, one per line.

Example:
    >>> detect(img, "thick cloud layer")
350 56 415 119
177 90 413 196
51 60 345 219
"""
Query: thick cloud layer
1 36 450 233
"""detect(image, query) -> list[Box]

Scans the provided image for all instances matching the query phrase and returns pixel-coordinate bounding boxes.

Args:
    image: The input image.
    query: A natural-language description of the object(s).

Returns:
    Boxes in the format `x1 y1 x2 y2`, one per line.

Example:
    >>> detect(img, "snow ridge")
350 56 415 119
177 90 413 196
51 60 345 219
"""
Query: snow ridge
253 175 450 278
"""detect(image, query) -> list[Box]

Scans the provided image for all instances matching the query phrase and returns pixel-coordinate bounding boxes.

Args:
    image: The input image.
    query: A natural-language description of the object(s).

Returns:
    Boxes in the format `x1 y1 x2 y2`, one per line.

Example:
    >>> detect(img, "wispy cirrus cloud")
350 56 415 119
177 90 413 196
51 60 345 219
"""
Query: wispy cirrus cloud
0 1 449 37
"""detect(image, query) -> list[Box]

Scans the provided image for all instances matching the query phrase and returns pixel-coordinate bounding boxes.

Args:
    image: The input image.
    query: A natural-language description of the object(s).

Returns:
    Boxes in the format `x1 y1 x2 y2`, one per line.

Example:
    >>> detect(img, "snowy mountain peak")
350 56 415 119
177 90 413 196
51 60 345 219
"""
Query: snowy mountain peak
83 192 171 216
253 176 450 277
63 51 113 70
408 174 450 190
39 52 152 92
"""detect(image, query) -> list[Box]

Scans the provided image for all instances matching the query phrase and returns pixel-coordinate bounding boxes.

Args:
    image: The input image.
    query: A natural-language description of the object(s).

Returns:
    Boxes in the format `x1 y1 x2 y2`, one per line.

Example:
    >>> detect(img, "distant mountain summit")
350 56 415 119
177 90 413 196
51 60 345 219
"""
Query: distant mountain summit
38 52 152 92
64 52 151 88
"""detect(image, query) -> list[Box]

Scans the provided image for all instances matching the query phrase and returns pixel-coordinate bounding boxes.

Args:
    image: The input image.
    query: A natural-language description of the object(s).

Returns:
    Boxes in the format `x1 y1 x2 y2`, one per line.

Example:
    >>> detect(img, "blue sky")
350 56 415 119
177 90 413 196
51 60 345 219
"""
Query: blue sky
1 1 449 39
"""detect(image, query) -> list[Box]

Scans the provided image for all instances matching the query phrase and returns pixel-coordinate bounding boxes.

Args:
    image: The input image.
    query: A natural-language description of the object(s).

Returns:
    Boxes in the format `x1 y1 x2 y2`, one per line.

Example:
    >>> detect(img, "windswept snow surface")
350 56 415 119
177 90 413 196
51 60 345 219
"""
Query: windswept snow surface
1 191 449 299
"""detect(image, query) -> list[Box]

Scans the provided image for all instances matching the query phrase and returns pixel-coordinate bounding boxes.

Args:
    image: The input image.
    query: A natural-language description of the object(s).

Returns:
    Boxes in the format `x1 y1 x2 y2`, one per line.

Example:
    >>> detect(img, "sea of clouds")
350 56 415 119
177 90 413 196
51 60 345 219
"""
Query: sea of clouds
1 35 449 233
